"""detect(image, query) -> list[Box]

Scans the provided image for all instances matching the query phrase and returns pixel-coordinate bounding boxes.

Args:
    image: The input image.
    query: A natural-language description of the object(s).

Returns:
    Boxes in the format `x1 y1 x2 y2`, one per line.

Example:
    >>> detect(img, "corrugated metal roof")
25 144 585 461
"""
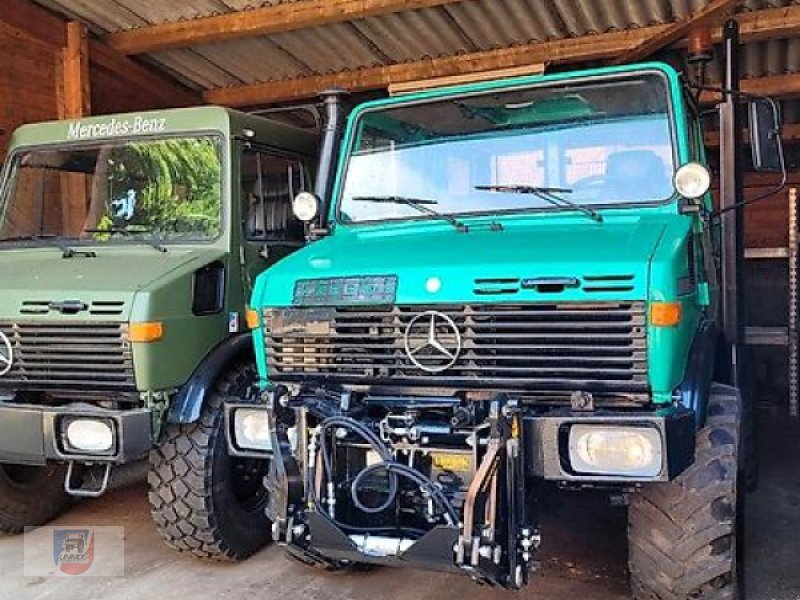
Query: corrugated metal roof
30 0 800 115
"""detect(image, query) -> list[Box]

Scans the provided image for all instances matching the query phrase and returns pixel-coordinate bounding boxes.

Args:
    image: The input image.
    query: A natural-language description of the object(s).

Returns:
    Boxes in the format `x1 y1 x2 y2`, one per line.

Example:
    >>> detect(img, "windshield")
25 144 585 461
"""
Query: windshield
338 73 677 224
0 135 223 246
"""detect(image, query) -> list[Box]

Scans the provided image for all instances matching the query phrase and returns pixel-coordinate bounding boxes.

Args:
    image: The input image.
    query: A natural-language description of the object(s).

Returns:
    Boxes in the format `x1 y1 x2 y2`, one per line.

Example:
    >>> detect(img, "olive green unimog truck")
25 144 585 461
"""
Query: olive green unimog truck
230 20 780 599
0 106 316 559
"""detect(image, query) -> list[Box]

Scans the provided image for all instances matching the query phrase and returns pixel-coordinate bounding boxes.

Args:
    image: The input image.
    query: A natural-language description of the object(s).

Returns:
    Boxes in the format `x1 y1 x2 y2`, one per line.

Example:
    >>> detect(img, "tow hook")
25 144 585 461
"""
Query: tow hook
64 462 112 498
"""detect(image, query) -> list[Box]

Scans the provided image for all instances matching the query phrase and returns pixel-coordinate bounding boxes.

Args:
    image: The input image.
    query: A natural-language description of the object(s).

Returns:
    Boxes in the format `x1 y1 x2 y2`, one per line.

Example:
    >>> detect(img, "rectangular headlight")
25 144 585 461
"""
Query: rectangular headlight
232 408 273 452
62 417 116 455
568 425 663 477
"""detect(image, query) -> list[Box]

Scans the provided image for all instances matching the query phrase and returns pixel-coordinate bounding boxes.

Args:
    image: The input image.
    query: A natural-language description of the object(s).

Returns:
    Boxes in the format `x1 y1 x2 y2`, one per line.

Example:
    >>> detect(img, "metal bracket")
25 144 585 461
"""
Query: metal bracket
570 391 595 412
65 462 111 498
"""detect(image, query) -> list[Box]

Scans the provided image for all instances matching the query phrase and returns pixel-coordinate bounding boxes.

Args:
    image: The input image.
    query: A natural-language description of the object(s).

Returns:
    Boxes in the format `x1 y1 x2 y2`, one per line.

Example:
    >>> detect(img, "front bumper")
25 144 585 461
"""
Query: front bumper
0 403 151 465
227 397 696 484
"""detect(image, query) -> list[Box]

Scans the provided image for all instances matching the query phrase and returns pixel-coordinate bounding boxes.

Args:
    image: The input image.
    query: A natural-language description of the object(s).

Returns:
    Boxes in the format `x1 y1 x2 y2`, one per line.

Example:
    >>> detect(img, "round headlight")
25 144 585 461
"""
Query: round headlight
673 162 711 199
292 192 320 222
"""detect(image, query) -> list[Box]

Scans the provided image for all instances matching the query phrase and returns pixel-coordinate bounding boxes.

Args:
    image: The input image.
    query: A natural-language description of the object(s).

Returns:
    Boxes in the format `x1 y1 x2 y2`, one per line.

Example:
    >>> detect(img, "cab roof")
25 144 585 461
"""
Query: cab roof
7 105 316 157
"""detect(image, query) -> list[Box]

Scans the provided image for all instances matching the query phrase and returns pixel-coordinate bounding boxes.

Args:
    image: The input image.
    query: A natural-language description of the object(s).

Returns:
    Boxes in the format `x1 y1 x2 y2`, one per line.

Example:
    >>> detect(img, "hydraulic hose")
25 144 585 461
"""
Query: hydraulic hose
310 415 458 526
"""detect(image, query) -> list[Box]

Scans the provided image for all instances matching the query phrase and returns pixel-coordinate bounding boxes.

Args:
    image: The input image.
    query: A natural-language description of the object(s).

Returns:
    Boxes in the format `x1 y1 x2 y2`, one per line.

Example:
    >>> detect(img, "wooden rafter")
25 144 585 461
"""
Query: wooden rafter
610 0 741 65
728 5 800 43
704 123 800 147
106 0 467 55
88 40 200 107
203 5 800 107
204 26 670 106
699 74 800 104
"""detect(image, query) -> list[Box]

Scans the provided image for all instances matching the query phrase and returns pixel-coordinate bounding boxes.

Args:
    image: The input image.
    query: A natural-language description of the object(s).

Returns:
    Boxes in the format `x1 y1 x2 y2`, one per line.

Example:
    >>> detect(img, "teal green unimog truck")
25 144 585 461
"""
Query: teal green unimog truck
0 106 316 560
231 21 782 599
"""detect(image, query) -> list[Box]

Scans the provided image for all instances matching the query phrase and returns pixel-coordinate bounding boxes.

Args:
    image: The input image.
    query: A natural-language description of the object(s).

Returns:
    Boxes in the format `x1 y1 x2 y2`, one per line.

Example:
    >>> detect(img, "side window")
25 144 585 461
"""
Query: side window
241 148 308 242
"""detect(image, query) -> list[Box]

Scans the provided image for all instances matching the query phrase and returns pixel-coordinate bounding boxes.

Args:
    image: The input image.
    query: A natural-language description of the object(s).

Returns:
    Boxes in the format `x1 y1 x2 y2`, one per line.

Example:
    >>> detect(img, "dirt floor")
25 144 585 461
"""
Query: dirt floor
0 411 798 600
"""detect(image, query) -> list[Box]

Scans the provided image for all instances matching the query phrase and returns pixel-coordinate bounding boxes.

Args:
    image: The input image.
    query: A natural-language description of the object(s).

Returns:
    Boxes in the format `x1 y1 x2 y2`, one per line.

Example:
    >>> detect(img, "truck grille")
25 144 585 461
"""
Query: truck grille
0 321 135 392
264 302 648 401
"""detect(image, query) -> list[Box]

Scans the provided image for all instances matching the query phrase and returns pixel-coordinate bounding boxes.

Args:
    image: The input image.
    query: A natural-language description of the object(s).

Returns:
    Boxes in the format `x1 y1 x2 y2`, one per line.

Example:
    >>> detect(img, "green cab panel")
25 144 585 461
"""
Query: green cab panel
0 105 317 399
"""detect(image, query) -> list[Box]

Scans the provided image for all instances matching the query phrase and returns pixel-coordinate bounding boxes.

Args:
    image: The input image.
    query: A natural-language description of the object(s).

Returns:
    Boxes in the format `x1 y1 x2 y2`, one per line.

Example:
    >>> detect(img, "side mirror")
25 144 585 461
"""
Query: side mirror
748 98 784 172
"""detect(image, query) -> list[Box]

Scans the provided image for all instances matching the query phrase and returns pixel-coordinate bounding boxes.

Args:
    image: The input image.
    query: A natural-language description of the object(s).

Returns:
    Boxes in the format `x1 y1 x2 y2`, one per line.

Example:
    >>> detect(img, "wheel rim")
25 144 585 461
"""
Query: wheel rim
225 371 271 514
229 456 270 511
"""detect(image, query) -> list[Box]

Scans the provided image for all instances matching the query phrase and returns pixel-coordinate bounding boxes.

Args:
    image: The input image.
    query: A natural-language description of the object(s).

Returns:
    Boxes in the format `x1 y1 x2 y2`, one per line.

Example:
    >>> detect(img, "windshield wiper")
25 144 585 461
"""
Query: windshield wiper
475 184 603 223
351 196 468 232
0 234 58 243
0 233 84 257
83 228 168 253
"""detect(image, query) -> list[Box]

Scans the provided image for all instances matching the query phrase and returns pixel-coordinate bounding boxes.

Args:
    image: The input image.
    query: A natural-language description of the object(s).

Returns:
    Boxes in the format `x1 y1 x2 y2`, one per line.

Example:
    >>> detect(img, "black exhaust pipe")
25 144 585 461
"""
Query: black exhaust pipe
718 18 745 388
314 89 349 229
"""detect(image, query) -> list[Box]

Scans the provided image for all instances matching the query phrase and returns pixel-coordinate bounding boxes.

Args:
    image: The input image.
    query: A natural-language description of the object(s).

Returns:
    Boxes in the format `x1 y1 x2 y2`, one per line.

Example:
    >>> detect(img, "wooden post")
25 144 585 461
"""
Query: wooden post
58 21 91 235
60 21 91 118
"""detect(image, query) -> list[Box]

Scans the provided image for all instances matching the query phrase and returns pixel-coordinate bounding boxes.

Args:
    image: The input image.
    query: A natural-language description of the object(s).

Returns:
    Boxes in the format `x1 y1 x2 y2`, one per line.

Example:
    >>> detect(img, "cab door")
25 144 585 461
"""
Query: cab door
238 144 311 296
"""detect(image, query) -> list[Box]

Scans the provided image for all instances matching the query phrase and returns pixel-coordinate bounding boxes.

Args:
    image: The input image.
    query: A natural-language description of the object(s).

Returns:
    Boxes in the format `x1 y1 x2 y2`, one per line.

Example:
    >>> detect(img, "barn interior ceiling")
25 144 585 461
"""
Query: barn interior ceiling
25 0 800 130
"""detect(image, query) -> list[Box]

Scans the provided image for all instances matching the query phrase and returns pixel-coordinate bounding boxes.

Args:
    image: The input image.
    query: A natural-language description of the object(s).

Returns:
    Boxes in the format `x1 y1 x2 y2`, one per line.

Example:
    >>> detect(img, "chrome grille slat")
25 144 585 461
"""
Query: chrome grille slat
0 321 135 391
265 302 648 398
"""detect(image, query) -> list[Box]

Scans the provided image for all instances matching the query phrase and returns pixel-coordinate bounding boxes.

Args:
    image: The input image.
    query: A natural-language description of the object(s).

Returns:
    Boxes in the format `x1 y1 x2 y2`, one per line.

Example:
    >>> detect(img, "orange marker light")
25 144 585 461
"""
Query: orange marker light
650 302 682 327
129 321 164 343
245 308 261 330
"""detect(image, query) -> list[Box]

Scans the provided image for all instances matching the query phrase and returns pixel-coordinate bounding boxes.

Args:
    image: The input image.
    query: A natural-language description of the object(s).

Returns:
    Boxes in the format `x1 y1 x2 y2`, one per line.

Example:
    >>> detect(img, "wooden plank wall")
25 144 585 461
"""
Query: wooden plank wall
0 20 60 157
0 0 200 159
712 173 797 250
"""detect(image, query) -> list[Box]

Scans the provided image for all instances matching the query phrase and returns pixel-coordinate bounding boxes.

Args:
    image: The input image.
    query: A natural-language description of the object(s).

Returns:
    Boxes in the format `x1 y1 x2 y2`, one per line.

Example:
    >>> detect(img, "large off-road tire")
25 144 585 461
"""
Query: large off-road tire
148 362 272 560
0 463 71 533
628 383 741 600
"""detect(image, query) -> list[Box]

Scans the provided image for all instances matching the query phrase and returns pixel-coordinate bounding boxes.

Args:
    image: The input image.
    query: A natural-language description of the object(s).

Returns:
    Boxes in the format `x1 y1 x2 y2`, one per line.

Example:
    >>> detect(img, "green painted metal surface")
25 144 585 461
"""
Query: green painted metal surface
252 62 709 404
0 106 316 394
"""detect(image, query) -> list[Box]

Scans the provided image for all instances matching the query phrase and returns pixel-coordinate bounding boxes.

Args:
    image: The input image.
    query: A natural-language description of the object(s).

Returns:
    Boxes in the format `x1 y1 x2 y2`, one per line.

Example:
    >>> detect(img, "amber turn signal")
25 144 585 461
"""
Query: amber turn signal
245 308 261 330
129 321 165 343
650 302 682 327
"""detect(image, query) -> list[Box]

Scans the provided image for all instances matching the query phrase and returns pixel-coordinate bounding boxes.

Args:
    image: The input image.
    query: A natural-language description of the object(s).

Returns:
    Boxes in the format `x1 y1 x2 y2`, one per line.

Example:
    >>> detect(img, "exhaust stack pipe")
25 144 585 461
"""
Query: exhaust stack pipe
718 19 745 388
314 89 350 229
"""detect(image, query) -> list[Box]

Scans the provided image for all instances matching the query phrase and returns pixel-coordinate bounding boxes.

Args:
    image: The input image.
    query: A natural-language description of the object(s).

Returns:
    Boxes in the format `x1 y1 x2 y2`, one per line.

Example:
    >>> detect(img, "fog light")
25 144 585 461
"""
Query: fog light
233 408 272 452
568 425 662 477
64 419 115 453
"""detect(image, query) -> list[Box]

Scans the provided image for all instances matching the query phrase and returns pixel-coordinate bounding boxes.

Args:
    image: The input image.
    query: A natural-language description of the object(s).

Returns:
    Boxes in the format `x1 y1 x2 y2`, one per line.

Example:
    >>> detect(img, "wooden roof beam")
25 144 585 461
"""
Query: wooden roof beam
204 25 670 106
107 0 467 55
203 5 800 107
611 0 741 65
699 73 800 104
732 5 800 42
704 122 800 147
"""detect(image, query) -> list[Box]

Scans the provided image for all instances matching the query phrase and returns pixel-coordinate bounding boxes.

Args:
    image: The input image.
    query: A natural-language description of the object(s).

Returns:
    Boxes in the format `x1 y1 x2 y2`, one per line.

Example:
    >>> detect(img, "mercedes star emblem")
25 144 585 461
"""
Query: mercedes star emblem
403 311 462 373
0 331 13 377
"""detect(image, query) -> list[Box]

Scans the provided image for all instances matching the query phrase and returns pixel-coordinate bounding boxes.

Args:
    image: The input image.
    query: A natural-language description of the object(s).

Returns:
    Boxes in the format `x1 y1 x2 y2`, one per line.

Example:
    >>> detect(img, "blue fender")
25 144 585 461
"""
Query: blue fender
679 319 719 430
167 333 253 424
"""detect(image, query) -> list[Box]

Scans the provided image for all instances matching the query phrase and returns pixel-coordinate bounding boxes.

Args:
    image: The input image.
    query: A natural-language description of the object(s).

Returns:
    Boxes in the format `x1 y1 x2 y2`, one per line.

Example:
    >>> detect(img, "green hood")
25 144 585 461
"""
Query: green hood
0 245 221 321
255 214 671 307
